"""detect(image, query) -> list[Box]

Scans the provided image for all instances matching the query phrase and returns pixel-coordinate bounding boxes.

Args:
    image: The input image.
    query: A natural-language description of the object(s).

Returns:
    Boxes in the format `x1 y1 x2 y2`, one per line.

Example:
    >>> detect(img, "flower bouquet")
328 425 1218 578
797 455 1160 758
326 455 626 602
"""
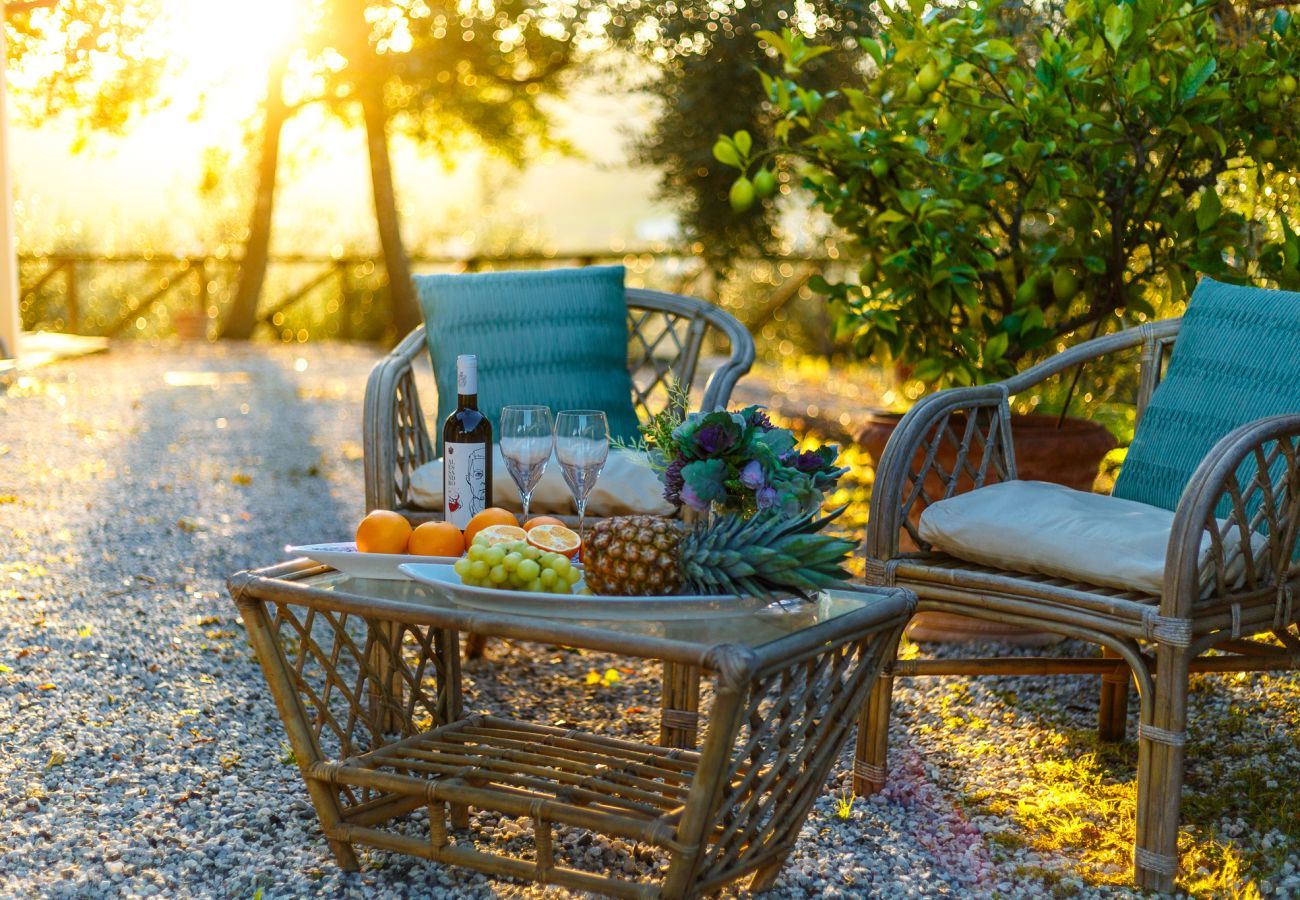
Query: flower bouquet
640 403 847 518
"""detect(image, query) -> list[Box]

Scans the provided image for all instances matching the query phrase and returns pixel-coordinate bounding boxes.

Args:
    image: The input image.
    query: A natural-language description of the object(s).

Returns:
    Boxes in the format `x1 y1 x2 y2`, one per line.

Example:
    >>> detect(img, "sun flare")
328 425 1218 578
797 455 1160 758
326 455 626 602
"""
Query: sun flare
160 0 307 107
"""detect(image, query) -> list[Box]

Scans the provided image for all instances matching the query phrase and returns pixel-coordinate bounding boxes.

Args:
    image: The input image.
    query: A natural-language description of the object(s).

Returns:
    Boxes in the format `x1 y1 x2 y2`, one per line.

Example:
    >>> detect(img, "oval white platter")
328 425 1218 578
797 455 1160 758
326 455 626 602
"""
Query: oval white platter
287 542 461 581
398 563 778 621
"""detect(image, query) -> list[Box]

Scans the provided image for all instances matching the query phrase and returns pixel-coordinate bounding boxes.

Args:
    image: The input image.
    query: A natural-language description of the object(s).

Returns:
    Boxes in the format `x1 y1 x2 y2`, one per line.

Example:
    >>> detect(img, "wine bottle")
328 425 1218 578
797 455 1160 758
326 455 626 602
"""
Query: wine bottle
442 354 492 529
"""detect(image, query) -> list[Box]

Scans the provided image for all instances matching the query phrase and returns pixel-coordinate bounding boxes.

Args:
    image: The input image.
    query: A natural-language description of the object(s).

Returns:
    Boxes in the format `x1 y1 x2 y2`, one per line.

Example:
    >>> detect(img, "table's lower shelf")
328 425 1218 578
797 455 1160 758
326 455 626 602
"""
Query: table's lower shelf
312 716 707 898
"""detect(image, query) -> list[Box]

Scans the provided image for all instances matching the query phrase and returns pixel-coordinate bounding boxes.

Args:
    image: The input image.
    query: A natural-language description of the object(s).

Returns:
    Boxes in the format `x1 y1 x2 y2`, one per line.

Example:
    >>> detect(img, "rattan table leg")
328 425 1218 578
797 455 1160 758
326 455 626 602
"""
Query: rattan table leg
367 621 407 734
236 597 361 871
435 627 470 828
854 670 894 796
659 662 701 749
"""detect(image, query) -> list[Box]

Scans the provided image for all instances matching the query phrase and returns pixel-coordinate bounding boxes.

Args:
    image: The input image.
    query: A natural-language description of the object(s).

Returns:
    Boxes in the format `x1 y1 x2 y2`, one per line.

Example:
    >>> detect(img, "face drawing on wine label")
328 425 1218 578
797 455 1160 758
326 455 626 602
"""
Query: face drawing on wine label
468 447 486 513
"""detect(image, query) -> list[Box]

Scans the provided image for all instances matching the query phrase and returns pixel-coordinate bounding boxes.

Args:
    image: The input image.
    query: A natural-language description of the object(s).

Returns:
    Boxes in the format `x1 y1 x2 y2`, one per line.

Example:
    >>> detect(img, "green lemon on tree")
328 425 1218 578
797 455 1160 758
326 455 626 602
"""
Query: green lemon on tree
869 158 890 178
916 62 943 93
1257 137 1279 159
859 256 878 282
753 167 777 199
1280 74 1298 96
1260 89 1280 108
934 107 953 130
1052 268 1080 303
904 81 923 104
1015 274 1039 306
729 177 755 212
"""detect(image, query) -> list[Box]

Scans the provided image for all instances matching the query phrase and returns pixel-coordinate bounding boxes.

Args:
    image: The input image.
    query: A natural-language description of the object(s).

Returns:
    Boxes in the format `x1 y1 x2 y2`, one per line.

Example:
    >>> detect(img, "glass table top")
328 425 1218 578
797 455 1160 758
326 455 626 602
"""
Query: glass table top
304 571 888 651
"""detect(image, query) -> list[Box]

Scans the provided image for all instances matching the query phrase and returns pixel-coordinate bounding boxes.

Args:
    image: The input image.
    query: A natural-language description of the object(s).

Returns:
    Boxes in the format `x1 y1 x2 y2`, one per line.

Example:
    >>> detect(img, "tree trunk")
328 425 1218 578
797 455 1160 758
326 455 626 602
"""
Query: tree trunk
360 80 420 340
221 55 289 340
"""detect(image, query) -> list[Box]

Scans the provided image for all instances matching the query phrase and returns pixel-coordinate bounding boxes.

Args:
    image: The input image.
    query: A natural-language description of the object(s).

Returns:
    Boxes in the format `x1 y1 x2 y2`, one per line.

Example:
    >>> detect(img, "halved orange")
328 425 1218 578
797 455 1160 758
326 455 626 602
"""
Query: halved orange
526 523 581 559
473 524 528 547
464 507 518 545
523 515 565 532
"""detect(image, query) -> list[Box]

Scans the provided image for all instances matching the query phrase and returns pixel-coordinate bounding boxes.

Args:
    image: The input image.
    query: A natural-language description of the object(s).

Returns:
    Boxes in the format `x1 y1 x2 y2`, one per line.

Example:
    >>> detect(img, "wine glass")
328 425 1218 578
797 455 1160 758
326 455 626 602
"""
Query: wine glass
554 410 609 541
499 405 553 520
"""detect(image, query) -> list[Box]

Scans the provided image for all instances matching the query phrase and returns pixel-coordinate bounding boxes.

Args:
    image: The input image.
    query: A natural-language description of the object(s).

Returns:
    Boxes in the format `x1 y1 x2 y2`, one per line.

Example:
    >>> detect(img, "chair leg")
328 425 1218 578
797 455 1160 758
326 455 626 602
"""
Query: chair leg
464 632 488 659
853 670 894 796
660 662 701 749
1134 645 1190 893
1098 647 1130 742
327 837 361 871
748 852 791 892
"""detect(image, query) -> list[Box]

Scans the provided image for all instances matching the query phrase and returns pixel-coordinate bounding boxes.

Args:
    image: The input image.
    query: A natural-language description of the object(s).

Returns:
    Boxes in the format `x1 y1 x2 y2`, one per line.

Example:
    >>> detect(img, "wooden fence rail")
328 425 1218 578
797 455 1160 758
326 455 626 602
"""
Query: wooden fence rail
16 249 836 343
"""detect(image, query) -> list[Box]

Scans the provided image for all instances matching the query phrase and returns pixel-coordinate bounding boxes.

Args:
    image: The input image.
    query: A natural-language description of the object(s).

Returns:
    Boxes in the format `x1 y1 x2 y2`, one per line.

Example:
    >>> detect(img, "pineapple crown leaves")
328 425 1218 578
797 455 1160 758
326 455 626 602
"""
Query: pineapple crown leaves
681 506 858 600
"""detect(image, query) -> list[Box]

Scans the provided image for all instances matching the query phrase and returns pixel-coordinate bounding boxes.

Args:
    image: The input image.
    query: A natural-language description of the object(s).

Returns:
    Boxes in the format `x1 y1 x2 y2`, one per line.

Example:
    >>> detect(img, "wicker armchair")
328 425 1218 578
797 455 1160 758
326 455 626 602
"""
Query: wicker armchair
363 286 755 520
856 318 1300 893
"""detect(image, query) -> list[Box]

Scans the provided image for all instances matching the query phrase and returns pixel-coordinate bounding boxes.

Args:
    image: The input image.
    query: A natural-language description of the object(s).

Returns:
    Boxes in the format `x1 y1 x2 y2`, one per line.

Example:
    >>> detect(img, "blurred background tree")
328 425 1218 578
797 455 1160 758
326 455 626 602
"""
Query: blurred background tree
221 0 586 340
610 1 876 269
6 0 164 137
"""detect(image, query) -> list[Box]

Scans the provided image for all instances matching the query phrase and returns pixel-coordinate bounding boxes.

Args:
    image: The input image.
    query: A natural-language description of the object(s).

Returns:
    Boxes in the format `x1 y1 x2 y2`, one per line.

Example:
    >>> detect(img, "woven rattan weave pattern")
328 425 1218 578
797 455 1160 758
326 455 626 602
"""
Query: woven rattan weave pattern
858 317 1300 894
230 561 913 898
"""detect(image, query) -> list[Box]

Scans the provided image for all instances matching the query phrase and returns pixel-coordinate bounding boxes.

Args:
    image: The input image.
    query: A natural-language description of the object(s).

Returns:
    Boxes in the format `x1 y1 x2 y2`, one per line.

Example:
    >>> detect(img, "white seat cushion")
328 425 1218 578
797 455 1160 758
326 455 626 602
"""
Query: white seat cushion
917 480 1262 596
408 446 676 518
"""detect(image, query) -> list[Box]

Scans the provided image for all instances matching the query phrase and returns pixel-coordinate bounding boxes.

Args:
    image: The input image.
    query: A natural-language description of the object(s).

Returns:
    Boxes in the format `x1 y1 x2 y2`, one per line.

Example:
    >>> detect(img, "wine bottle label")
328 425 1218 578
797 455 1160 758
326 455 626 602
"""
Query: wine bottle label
444 441 488 529
456 355 477 395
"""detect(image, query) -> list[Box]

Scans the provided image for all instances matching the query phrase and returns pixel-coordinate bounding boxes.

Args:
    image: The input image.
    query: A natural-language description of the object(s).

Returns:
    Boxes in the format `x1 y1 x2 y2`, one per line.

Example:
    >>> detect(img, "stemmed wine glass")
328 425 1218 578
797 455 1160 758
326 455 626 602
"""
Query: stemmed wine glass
499 405 554 520
554 410 609 541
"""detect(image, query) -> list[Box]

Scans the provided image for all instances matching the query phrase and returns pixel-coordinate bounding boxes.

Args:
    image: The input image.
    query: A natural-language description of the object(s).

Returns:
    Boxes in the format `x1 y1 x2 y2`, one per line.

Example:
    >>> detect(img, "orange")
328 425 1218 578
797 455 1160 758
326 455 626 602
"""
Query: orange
463 507 517 545
523 515 565 532
526 524 581 559
473 524 528 547
408 521 466 558
356 510 412 554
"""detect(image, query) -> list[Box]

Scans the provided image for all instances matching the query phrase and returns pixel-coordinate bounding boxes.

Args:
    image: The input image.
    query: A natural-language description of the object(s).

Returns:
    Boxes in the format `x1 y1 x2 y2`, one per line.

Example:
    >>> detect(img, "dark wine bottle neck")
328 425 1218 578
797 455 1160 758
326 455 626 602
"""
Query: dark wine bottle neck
457 393 478 410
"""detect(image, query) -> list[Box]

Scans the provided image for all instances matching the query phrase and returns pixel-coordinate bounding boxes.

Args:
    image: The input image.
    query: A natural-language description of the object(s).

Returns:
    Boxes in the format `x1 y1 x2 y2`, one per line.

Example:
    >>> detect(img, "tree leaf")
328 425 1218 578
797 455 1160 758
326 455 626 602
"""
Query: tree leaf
973 39 1015 61
984 331 1010 362
980 152 1005 168
1104 4 1133 53
732 130 752 157
1179 56 1216 104
1195 189 1221 232
1274 9 1292 37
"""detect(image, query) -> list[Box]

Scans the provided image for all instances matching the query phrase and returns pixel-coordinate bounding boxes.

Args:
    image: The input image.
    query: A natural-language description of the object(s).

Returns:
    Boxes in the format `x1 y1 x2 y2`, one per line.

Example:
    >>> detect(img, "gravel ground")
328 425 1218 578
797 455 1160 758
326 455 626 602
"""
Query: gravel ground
1 343 1297 899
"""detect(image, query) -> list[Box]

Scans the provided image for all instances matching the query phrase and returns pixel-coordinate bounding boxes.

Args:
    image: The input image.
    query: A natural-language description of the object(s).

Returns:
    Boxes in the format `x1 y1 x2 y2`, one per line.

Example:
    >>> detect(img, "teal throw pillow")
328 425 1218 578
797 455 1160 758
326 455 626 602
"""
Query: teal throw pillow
1113 277 1300 519
415 265 641 455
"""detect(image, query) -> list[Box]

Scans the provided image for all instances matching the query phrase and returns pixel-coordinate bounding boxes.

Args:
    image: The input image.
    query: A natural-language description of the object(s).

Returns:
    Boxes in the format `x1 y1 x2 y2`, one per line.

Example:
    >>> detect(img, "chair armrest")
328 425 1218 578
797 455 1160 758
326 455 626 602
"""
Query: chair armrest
1164 413 1300 621
364 325 435 513
865 384 1016 564
698 311 756 412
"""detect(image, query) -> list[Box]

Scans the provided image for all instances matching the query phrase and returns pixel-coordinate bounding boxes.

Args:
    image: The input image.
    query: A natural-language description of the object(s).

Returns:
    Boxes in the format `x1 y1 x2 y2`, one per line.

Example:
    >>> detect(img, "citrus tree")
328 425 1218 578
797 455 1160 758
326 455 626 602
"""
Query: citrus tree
717 0 1300 386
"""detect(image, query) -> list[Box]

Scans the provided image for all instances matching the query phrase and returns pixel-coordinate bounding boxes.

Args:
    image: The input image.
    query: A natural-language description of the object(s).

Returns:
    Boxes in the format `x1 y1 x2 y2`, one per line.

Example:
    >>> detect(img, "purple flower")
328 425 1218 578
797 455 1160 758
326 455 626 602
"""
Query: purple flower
756 486 779 509
782 449 828 474
749 409 775 431
695 423 738 455
663 457 686 505
739 459 765 490
680 483 709 512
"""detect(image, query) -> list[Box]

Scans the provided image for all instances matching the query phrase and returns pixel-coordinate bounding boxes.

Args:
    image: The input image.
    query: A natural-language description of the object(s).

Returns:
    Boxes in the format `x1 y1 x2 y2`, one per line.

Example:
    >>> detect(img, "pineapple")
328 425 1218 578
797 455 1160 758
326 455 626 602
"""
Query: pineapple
583 507 857 599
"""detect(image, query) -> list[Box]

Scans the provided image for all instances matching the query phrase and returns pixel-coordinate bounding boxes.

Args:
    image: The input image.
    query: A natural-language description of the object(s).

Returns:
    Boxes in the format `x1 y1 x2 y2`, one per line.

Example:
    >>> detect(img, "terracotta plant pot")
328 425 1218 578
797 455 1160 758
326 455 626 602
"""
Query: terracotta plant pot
172 310 209 341
858 410 1118 645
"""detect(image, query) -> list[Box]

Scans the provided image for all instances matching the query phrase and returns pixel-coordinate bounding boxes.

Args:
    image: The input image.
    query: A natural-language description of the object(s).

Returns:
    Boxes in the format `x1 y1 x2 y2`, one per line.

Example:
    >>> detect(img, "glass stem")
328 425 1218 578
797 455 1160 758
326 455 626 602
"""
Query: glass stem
576 498 587 545
521 491 531 521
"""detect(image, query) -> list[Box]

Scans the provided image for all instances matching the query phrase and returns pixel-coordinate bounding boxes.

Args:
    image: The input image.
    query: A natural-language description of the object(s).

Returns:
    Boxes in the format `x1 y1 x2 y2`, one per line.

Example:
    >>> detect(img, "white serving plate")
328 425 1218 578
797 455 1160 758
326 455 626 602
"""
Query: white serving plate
398 562 778 620
287 542 461 581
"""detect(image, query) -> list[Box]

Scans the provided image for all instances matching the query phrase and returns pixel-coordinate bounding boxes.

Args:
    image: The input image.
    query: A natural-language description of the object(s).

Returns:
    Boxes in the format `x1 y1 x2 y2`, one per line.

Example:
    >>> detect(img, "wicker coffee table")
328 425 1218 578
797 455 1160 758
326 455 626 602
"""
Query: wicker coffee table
228 559 913 898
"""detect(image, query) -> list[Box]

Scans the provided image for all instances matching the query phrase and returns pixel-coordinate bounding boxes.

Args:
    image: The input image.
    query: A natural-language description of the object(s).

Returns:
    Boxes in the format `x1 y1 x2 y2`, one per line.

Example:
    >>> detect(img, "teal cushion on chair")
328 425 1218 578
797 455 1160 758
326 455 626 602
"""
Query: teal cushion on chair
415 265 641 454
1113 277 1300 514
